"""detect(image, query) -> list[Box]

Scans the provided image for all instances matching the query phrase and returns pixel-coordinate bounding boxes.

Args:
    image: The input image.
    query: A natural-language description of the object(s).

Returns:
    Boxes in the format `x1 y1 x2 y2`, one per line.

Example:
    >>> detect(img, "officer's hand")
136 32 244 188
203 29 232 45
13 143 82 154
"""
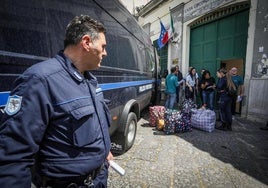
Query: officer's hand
106 151 114 162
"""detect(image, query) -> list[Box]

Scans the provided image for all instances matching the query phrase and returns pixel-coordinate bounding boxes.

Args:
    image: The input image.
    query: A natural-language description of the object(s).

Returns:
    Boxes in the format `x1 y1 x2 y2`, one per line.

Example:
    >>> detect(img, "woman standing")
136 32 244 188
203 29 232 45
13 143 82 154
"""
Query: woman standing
185 67 198 101
216 69 236 131
201 70 216 110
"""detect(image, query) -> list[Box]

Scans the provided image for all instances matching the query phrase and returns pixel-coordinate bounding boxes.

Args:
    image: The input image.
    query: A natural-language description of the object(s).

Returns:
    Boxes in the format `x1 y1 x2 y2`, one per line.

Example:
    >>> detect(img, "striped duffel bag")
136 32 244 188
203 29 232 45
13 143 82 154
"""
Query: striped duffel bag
191 109 216 132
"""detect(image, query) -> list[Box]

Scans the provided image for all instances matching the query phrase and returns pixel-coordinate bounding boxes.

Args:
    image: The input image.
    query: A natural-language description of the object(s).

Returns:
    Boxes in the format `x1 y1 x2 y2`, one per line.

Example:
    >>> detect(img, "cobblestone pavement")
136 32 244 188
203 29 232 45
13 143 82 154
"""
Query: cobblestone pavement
108 109 268 188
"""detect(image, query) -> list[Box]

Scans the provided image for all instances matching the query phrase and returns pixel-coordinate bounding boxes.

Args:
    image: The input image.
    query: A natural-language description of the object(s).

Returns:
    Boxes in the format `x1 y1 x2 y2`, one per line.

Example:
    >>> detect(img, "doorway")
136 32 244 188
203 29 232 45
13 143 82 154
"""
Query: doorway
221 58 244 77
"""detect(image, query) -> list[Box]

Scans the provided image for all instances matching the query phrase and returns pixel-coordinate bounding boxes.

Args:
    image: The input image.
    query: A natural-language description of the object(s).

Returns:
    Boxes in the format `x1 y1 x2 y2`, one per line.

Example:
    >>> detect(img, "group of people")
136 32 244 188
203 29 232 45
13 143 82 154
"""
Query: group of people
164 65 244 131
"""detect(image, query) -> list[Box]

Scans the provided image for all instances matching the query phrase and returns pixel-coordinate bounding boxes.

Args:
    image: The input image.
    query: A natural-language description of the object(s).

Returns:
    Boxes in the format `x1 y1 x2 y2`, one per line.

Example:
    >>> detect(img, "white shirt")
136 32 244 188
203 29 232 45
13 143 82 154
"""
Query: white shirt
186 74 197 87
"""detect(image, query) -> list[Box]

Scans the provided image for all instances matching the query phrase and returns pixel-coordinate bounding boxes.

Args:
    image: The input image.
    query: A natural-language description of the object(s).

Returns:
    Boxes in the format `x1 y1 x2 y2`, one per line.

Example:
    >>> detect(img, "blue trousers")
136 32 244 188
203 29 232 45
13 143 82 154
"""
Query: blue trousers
219 96 232 125
202 90 215 110
165 93 176 109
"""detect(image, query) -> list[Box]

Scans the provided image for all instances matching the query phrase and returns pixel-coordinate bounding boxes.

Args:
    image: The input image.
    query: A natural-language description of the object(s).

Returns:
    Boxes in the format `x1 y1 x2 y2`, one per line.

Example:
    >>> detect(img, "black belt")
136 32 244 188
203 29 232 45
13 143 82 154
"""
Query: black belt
40 164 104 188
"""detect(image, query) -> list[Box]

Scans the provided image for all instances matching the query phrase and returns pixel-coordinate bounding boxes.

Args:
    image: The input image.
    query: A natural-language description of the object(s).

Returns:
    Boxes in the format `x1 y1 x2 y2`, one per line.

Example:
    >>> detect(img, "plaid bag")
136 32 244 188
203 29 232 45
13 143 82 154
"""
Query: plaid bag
149 106 166 127
191 109 216 132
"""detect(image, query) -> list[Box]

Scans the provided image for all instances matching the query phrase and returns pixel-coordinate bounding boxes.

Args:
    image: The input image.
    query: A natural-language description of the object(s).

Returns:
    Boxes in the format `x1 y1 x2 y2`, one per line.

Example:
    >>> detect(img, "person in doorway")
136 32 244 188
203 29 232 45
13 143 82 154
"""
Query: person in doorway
230 67 244 116
185 67 198 101
0 15 113 188
200 70 216 110
175 65 183 104
216 69 236 131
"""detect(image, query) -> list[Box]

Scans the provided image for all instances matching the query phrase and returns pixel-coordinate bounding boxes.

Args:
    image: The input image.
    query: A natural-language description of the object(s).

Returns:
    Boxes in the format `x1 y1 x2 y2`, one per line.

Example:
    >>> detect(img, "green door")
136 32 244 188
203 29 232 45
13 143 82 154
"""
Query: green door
190 9 249 76
190 21 217 75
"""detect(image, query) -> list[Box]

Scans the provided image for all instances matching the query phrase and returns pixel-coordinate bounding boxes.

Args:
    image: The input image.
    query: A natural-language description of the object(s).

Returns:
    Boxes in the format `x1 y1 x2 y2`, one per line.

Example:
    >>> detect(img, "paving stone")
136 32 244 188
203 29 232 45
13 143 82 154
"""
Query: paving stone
108 110 268 188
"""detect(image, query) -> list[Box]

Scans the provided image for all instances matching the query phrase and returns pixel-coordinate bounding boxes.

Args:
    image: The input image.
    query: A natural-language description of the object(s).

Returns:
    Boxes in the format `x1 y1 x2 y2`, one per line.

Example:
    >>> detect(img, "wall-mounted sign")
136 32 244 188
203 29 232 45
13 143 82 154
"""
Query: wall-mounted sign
184 0 234 22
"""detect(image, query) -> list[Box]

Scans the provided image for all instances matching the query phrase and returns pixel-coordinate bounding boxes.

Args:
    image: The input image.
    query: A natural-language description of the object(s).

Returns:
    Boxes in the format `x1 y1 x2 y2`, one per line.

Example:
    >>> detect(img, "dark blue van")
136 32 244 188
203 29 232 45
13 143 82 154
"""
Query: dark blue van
0 0 159 153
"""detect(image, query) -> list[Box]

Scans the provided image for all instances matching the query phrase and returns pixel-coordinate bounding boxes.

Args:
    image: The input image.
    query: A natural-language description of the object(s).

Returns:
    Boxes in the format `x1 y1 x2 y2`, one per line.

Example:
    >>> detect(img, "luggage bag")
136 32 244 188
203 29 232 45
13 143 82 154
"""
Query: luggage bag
191 109 216 132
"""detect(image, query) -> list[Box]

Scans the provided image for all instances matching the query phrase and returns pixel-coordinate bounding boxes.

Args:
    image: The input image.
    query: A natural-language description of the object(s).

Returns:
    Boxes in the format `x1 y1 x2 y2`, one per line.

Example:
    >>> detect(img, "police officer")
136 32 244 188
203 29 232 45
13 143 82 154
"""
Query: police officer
0 15 113 188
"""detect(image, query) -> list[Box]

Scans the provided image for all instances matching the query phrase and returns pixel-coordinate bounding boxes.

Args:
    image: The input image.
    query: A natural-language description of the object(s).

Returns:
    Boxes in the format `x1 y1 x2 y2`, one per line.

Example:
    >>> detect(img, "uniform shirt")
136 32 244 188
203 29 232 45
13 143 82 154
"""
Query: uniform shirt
216 76 227 91
216 76 229 99
165 73 179 94
0 51 111 187
231 75 243 88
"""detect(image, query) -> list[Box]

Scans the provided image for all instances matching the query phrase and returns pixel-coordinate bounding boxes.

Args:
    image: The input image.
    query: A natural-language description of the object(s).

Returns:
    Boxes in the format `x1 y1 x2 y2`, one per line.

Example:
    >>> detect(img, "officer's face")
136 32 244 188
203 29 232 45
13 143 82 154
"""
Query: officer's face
89 33 107 70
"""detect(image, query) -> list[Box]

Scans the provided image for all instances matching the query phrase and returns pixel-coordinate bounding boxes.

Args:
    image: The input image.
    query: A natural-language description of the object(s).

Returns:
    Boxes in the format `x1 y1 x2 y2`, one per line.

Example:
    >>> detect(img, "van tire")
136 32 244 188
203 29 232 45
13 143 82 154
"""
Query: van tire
123 112 137 151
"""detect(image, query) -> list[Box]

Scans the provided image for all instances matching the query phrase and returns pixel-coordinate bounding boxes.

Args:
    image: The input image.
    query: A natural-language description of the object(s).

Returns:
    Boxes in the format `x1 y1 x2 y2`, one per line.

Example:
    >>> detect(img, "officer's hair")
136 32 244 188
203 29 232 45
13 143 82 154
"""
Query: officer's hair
217 68 227 75
64 15 106 49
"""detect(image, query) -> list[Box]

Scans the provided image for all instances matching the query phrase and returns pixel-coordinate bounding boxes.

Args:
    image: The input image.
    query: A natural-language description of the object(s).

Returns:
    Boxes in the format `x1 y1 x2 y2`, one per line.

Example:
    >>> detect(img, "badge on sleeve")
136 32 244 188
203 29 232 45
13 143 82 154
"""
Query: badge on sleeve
4 95 23 115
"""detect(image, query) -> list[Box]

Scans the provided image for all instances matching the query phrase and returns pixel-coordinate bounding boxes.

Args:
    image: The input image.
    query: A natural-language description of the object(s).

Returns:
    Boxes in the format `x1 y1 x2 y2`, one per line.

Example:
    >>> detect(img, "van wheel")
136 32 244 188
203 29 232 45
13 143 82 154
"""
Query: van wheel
124 112 137 151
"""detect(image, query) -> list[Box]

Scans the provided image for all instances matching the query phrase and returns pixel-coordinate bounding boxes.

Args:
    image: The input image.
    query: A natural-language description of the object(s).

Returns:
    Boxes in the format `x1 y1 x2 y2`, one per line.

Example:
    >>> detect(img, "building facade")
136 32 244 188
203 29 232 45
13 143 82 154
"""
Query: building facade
138 0 268 122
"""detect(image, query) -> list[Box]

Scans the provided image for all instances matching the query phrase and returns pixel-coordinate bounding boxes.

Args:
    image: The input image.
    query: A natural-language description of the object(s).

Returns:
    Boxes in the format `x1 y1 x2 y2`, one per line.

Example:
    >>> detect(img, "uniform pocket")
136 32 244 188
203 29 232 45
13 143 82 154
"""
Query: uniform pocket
71 103 98 147
101 100 112 127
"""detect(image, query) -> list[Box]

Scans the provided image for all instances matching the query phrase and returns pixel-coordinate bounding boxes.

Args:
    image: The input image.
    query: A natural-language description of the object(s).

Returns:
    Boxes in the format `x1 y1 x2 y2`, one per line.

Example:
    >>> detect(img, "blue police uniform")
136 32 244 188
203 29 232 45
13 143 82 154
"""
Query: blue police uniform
0 51 111 187
216 76 232 126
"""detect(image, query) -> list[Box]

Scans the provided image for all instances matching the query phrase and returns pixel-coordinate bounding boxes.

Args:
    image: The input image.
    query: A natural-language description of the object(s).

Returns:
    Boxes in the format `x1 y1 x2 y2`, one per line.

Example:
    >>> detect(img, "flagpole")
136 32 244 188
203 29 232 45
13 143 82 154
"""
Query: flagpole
157 17 163 74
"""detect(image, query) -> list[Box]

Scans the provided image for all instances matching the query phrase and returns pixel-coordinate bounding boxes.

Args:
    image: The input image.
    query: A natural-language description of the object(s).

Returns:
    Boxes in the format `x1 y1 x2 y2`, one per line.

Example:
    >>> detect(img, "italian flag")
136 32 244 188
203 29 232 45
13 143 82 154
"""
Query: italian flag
168 13 174 40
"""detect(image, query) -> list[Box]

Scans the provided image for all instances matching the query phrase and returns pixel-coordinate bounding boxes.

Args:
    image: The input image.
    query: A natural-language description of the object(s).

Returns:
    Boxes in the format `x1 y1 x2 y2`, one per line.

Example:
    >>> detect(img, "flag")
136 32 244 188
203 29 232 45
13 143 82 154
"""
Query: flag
157 20 169 49
168 13 174 40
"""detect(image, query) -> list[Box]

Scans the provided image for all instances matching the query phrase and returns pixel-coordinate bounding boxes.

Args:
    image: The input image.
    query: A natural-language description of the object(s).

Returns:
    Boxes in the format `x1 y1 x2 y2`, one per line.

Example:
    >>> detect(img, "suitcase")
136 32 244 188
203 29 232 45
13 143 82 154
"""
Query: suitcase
191 109 216 132
149 106 166 127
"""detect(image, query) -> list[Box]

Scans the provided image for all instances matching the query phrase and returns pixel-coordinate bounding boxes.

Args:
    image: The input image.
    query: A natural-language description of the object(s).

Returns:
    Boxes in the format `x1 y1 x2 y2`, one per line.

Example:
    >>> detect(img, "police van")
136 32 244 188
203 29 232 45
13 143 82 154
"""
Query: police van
0 0 159 153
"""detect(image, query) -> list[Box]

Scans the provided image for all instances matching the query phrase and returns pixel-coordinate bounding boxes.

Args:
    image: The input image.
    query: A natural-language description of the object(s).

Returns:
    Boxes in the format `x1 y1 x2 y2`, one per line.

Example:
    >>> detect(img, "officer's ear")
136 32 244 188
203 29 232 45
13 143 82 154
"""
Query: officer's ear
81 35 93 51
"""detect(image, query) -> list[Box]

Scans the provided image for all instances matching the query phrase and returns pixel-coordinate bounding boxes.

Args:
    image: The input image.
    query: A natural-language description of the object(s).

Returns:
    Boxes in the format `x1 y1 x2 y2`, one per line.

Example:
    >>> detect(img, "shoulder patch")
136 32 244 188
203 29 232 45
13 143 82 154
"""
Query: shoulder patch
4 95 23 115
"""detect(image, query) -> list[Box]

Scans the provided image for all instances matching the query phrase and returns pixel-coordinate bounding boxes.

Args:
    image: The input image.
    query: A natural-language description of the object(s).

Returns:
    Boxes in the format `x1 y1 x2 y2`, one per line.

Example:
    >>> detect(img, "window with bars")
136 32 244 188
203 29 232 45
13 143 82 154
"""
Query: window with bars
153 40 168 77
